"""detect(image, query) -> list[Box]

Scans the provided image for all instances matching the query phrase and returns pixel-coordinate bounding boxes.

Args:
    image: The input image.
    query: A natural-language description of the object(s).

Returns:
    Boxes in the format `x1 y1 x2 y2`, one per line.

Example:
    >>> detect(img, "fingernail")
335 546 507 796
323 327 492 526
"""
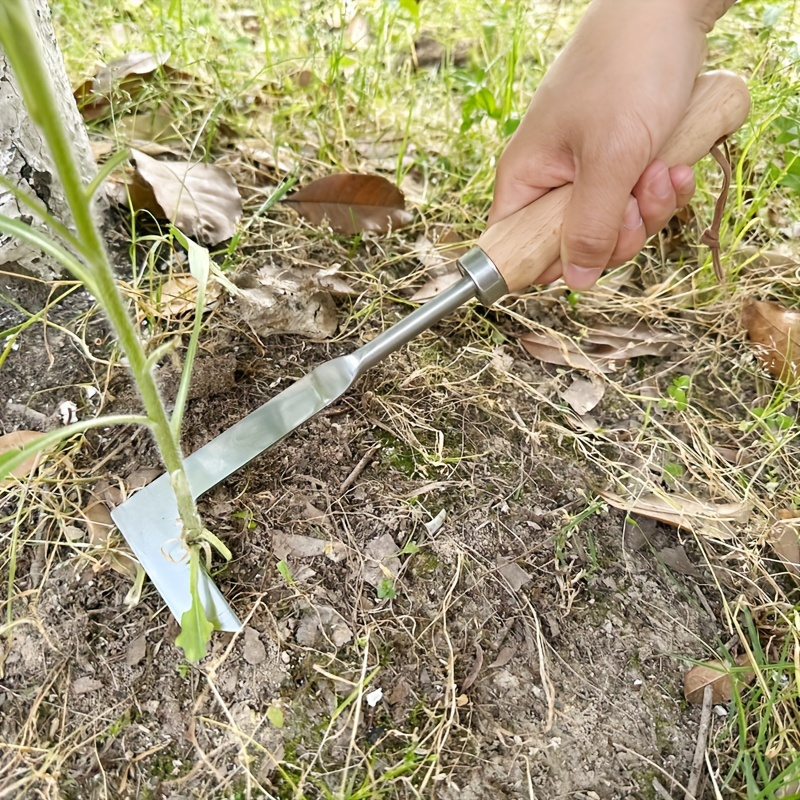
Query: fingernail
649 167 672 198
566 263 604 290
623 197 642 230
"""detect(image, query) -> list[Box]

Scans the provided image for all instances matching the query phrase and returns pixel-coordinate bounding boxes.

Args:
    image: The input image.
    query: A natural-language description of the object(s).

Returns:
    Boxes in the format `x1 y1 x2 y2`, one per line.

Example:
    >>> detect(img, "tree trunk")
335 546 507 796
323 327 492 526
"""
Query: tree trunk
0 0 98 281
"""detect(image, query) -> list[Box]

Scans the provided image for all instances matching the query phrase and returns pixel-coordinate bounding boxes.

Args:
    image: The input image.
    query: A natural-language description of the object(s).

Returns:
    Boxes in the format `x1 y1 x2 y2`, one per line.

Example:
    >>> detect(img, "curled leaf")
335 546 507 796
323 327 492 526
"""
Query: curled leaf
0 430 45 483
73 52 187 122
684 655 754 704
520 322 681 374
742 300 800 383
285 173 413 235
116 150 242 245
81 501 139 579
234 264 342 339
599 489 751 539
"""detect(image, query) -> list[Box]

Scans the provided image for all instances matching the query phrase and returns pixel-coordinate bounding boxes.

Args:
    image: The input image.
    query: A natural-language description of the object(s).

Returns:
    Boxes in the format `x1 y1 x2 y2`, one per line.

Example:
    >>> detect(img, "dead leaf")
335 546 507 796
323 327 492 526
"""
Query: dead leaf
0 430 45 483
488 646 517 670
272 532 347 563
412 36 471 70
560 377 606 416
769 515 800 578
118 150 242 245
73 52 181 121
295 604 352 648
285 174 413 235
243 628 267 665
684 655 754 704
411 229 470 301
496 558 532 592
599 489 751 539
234 264 341 339
155 273 223 318
117 109 182 151
126 635 147 667
81 501 139 579
72 677 104 695
363 533 402 588
236 139 297 174
657 545 703 577
742 300 800 383
520 322 681 374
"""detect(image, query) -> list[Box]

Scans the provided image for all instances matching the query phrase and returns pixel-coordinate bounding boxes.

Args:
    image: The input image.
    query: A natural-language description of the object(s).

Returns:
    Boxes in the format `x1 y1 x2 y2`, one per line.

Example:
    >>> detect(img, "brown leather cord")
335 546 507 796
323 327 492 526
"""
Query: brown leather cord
700 136 732 283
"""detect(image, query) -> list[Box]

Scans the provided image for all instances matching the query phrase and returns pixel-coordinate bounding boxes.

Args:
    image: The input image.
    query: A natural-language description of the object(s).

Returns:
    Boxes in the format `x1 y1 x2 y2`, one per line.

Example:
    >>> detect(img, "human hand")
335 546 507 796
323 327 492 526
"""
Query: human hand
488 0 712 290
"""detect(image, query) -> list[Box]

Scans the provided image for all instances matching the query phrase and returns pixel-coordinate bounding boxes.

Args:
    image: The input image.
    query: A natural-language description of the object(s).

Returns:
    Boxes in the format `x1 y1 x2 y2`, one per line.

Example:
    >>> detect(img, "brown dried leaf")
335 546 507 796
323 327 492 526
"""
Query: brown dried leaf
742 300 800 383
657 545 703 577
117 109 182 151
496 558 532 592
285 174 413 235
520 322 680 374
155 273 222 319
684 655 754 704
81 501 139 580
411 229 470 301
234 264 341 339
73 52 172 121
599 489 751 539
769 516 800 579
560 377 606 416
122 150 242 245
272 532 347 563
0 431 45 483
236 139 296 174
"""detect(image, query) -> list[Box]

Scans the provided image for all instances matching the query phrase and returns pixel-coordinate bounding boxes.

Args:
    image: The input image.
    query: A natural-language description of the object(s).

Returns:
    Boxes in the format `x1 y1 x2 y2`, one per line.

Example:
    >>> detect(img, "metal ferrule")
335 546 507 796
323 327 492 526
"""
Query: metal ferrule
458 246 507 305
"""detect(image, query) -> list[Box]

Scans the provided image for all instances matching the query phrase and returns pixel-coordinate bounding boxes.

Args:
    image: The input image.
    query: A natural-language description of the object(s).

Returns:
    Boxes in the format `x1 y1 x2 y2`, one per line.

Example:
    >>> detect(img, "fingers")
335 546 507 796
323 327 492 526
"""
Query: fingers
633 160 695 236
561 145 646 290
563 160 696 289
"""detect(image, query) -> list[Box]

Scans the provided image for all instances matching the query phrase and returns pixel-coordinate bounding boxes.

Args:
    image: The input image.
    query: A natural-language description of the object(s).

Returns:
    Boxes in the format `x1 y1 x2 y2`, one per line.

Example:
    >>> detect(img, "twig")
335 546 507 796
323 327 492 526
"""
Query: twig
339 444 380 493
653 777 675 800
686 684 714 800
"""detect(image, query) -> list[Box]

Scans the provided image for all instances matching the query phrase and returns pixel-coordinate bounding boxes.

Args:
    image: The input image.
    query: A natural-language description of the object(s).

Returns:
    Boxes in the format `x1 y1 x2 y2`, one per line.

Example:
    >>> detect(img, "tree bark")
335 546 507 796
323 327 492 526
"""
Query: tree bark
0 0 97 280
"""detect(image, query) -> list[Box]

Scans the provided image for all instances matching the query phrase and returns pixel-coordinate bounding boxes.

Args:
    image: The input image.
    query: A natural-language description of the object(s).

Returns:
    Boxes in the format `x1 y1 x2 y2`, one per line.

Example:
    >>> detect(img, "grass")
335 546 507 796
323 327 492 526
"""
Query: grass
1 0 799 797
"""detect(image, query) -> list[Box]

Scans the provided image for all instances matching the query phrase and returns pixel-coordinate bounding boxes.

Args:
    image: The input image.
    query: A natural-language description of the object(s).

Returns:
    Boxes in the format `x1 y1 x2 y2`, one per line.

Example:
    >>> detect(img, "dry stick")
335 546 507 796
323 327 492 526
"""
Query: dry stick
339 444 381 493
700 136 733 283
685 684 714 800
653 778 676 800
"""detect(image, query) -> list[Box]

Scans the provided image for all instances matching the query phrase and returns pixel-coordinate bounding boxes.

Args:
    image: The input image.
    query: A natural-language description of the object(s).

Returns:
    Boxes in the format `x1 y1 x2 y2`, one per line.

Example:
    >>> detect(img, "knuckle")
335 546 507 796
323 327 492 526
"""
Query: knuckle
566 226 617 262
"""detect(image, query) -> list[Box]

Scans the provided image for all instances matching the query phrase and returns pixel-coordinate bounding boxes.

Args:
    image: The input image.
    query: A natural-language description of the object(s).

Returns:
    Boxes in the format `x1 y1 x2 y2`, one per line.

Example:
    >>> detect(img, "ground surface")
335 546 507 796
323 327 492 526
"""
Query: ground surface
2 1 800 799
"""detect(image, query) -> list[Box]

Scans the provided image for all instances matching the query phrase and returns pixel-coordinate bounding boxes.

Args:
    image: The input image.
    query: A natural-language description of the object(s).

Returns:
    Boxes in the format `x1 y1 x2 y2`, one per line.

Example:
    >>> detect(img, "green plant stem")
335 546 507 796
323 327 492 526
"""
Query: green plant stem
0 1 206 540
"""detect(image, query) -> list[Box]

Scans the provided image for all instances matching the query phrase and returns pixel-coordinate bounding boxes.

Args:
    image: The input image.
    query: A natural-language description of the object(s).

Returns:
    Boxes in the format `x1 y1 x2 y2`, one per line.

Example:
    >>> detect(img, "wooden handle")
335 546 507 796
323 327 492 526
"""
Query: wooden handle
477 70 751 294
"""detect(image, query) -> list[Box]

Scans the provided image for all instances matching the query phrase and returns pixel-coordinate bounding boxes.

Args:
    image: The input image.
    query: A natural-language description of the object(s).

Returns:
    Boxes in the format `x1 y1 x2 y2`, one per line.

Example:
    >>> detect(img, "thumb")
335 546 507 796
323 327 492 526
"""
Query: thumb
561 158 642 290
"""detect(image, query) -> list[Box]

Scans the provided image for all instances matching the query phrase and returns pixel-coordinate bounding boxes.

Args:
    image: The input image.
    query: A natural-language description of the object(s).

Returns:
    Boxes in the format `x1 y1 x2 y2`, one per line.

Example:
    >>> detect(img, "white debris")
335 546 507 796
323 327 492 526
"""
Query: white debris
365 687 383 707
59 400 78 425
424 508 447 536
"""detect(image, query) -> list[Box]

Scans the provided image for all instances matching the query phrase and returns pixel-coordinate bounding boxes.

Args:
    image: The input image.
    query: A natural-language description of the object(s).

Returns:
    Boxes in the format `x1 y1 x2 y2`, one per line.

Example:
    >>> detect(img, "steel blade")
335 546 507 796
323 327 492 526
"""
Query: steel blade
111 353 360 631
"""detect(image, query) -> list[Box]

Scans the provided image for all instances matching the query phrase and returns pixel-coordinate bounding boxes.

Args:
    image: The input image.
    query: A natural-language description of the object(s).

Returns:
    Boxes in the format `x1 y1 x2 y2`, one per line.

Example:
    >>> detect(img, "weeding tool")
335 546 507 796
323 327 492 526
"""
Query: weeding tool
111 71 750 633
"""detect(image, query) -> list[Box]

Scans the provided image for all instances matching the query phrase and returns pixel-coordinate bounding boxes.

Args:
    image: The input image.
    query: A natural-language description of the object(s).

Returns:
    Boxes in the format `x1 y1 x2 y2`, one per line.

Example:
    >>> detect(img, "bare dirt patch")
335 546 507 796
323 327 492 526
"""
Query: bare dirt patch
0 273 732 799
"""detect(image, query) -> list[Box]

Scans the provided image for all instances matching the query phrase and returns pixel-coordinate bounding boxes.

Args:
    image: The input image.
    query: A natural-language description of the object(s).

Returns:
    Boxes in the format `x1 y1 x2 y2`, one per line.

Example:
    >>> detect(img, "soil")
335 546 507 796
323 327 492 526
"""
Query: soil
0 266 730 799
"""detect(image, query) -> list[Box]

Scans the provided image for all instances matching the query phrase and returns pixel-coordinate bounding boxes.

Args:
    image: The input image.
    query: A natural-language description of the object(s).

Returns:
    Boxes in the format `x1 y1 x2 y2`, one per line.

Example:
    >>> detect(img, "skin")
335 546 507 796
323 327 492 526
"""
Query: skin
489 0 736 290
